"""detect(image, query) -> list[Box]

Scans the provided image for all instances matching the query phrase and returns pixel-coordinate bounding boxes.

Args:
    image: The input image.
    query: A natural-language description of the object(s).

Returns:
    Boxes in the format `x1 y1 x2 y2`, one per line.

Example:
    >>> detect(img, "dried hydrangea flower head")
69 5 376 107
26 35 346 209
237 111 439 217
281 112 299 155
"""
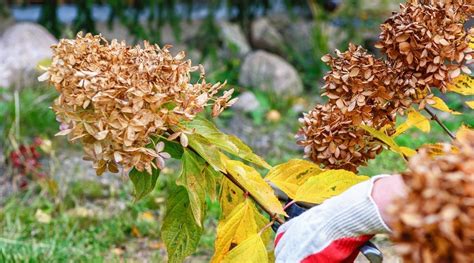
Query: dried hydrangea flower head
41 33 233 175
377 0 474 104
297 104 383 172
390 129 474 263
321 44 400 128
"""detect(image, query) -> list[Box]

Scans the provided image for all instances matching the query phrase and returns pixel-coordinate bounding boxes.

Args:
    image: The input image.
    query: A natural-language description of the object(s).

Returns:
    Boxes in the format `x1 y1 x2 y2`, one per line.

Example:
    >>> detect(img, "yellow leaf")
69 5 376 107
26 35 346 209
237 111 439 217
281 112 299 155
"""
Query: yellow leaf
265 159 323 199
466 100 474 109
447 74 474 95
394 108 431 136
212 200 260 263
430 97 461 115
138 211 155 222
223 156 286 216
219 177 245 219
360 125 414 158
400 146 417 157
36 58 52 71
35 209 51 224
222 234 268 263
456 124 473 139
422 143 458 157
294 170 369 204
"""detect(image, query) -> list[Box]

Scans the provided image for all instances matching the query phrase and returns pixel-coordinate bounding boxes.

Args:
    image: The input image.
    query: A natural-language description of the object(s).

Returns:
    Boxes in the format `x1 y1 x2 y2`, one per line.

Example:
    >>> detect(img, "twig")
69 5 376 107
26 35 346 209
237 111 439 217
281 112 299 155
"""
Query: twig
424 107 456 140
222 171 284 225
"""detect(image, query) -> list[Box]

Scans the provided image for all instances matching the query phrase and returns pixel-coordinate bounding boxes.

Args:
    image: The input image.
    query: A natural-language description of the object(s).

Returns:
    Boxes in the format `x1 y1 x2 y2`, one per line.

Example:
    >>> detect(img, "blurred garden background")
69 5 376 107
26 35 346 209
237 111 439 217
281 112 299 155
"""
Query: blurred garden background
0 0 472 262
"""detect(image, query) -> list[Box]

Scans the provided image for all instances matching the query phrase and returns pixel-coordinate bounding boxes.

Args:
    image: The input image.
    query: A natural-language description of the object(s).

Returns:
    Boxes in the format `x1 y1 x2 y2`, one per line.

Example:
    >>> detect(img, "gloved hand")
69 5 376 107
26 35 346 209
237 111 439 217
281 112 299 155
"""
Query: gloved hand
274 175 392 263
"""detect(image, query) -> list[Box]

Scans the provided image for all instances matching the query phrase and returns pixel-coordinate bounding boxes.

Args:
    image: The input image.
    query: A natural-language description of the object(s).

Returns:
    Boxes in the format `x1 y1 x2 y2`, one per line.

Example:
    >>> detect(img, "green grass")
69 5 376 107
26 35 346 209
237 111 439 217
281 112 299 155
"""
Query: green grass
0 173 219 263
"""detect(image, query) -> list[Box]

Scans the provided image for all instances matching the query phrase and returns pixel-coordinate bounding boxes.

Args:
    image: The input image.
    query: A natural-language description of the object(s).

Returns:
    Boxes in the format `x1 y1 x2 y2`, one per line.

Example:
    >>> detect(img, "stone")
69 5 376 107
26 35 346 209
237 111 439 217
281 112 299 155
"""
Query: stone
279 19 314 55
0 22 58 88
232 91 260 112
239 50 303 96
251 17 285 54
218 21 251 58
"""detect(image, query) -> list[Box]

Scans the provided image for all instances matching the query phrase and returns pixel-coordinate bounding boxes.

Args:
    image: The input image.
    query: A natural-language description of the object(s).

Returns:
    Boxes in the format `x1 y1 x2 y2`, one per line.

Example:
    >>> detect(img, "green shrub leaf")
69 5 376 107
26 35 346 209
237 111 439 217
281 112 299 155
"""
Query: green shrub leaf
177 149 208 226
187 117 270 169
161 186 203 263
129 167 160 202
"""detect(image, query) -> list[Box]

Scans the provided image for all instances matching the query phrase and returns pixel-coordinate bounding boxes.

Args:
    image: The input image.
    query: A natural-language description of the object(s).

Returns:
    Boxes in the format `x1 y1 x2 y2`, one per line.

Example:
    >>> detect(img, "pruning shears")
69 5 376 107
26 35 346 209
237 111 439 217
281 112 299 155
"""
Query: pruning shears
271 185 383 263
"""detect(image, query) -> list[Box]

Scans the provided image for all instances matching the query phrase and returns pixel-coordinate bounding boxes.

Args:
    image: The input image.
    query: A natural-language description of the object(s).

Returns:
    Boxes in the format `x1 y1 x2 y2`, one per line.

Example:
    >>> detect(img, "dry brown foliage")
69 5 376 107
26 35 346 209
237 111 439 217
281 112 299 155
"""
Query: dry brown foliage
377 0 474 106
42 33 234 175
297 104 383 172
390 130 474 263
299 0 473 171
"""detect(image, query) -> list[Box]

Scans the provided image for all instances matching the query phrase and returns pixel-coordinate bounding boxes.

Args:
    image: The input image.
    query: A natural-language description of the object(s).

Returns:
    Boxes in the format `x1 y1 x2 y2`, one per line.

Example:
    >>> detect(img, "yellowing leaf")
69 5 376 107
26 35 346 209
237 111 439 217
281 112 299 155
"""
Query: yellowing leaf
176 149 209 226
223 157 286 216
35 209 51 224
222 234 268 263
294 170 369 204
36 58 52 71
447 74 474 95
161 186 203 263
212 199 260 263
466 100 474 109
187 133 226 172
265 159 323 199
422 143 458 157
430 97 461 115
456 124 473 139
360 125 414 158
220 177 245 219
399 146 417 157
394 108 430 136
187 117 270 169
138 211 155 222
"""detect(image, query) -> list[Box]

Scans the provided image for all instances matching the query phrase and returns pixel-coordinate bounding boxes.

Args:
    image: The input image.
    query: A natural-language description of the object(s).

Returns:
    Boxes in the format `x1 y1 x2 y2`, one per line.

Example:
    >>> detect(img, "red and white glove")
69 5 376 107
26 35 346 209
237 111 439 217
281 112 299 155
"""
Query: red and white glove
274 175 392 263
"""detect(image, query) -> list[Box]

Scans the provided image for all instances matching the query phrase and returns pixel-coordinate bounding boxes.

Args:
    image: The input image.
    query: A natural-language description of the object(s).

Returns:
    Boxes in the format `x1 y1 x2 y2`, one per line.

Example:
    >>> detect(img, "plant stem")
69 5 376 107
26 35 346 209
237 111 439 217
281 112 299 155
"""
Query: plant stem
222 171 285 225
424 107 456 140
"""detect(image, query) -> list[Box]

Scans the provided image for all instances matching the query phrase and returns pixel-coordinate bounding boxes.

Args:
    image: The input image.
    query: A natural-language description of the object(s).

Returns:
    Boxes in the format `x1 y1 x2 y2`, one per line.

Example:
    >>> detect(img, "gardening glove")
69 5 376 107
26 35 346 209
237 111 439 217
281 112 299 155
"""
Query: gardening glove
274 175 392 263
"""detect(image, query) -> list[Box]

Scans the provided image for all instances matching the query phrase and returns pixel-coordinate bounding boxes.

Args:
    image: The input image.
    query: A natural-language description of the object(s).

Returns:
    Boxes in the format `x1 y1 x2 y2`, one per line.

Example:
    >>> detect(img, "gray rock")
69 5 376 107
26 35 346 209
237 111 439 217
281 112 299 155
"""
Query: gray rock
0 22 58 88
232 91 260 112
280 19 314 55
239 50 303 96
251 17 285 54
219 21 251 58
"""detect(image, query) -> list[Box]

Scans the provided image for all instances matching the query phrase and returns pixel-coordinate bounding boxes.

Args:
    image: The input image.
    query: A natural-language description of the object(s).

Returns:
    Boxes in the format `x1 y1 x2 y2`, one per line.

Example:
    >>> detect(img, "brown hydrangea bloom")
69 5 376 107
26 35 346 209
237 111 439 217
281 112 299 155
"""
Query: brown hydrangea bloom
321 44 400 128
377 0 474 102
297 104 384 172
41 33 233 175
390 130 474 263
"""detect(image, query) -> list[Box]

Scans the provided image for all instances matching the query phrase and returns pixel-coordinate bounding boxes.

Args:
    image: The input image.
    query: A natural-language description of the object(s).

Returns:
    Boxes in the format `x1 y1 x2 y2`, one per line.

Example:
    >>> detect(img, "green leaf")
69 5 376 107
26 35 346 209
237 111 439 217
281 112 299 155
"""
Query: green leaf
187 133 226 172
204 163 220 201
129 167 160 202
161 186 203 263
177 149 208 227
163 140 184 159
187 117 270 169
